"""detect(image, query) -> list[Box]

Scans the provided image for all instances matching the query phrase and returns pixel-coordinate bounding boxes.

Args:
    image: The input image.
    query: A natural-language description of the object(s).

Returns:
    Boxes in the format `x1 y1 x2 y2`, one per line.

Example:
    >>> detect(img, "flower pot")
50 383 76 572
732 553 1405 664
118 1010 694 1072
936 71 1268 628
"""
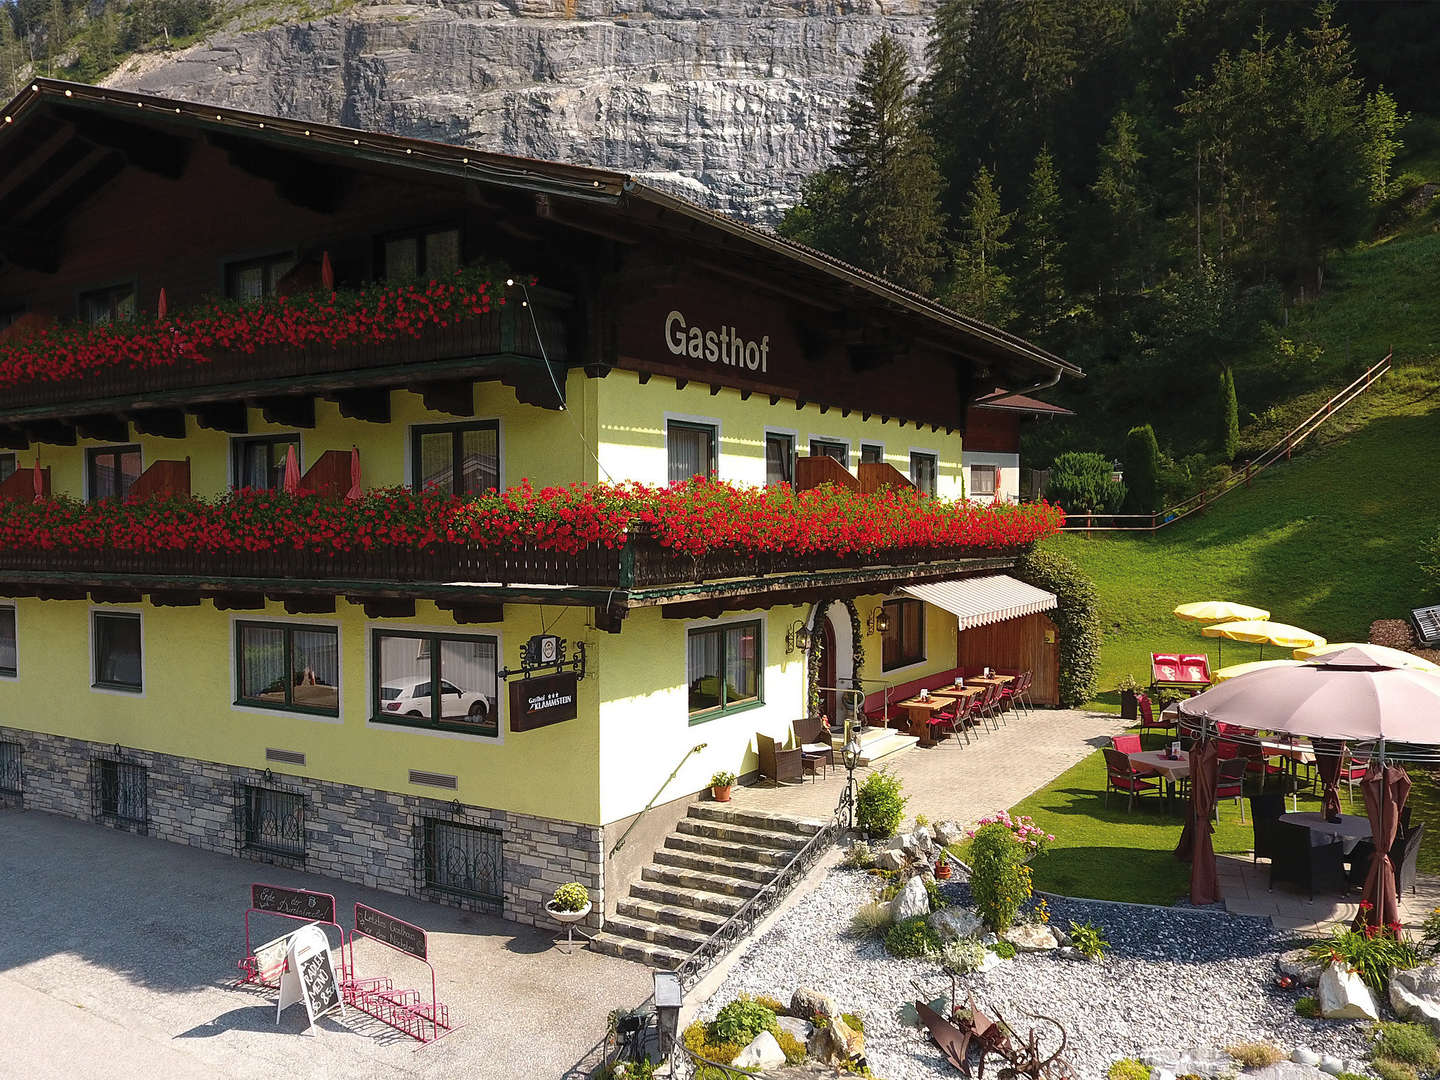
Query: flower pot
711 785 733 803
935 859 952 881
546 900 592 925
1119 690 1138 721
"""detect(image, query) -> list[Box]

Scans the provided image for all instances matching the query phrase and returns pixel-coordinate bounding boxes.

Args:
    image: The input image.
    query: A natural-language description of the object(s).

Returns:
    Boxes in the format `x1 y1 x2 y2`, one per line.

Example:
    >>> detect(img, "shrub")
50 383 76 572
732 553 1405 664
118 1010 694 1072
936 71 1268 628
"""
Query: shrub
941 937 988 975
842 841 876 869
965 811 1055 857
774 1027 806 1064
924 877 951 911
1422 907 1440 954
1294 995 1320 1018
969 822 1032 933
1046 451 1126 513
1121 424 1160 513
1107 1059 1151 1080
1218 366 1240 460
709 771 737 789
1374 1022 1440 1073
840 1012 865 1034
551 882 589 911
849 900 894 939
988 940 1017 959
914 813 930 828
1068 920 1108 961
884 916 942 959
1306 923 1421 992
709 996 777 1046
752 995 788 1015
681 1020 746 1071
856 769 908 838
1226 1042 1284 1068
1373 1059 1420 1080
1015 548 1100 706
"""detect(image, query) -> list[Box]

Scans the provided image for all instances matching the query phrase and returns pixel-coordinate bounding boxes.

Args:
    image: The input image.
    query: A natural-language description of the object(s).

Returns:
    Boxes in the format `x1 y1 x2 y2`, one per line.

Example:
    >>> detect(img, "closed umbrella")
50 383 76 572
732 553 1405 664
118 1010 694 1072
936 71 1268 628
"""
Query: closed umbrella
283 444 302 495
1293 642 1440 673
346 446 362 501
31 459 42 502
1213 659 1302 683
1202 620 1326 660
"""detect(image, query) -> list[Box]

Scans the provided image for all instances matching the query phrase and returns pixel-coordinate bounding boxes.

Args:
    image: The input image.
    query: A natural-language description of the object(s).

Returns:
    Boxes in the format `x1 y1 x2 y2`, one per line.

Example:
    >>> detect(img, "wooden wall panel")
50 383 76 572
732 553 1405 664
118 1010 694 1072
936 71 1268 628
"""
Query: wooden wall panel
956 612 1060 707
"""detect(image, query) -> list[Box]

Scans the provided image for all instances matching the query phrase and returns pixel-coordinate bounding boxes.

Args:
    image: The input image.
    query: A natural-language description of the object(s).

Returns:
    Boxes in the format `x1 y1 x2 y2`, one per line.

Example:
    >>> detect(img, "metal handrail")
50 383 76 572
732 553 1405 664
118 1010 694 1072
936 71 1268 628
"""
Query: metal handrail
847 676 895 723
816 685 867 724
609 742 708 857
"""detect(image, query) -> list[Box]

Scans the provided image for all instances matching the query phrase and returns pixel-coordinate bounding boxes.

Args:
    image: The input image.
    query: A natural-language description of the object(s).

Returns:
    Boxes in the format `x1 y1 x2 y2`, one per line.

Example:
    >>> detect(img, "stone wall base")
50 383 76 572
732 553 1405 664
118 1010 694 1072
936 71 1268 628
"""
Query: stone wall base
0 727 604 930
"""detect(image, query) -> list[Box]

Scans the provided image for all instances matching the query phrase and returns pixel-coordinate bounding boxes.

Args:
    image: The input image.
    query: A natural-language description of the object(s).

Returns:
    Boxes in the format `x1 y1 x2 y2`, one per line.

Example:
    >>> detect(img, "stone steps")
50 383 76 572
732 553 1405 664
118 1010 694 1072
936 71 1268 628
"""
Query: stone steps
857 731 920 766
591 801 825 970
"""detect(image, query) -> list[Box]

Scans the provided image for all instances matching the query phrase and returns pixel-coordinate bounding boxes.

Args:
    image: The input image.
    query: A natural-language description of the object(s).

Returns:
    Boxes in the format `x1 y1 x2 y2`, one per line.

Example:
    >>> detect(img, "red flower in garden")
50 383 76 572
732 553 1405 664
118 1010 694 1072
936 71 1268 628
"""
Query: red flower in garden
1359 900 1374 911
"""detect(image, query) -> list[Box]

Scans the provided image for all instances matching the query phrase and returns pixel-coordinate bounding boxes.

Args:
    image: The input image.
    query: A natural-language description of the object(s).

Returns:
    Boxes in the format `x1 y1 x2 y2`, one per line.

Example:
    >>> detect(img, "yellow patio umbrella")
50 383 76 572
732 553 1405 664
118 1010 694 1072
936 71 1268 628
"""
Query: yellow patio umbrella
1213 659 1303 683
1203 620 1326 660
1292 642 1440 673
1173 601 1271 624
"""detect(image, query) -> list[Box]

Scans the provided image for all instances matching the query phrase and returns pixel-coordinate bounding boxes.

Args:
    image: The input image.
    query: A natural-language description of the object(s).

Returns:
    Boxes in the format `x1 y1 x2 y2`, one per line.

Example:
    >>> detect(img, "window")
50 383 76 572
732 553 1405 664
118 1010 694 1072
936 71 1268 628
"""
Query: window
881 598 925 670
810 439 848 469
240 784 307 859
764 432 795 487
374 630 499 737
93 612 142 692
422 817 503 908
235 621 339 716
0 453 14 484
668 421 717 483
0 605 14 677
95 758 147 825
87 445 142 502
232 435 301 491
381 226 461 281
910 452 938 496
412 421 500 496
687 621 762 720
225 252 297 301
970 464 997 497
79 283 136 326
860 443 884 466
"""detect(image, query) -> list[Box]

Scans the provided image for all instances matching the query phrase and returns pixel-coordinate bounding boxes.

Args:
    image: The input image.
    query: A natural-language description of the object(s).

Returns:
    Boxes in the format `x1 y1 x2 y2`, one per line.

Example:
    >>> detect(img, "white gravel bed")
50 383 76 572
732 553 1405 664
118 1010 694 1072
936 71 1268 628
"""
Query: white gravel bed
691 867 1372 1080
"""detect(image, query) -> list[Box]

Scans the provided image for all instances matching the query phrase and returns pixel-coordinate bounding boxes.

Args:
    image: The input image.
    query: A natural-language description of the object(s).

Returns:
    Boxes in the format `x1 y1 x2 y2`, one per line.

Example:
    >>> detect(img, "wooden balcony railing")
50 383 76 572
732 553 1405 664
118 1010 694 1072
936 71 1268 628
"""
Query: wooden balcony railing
794 455 860 493
857 462 913 494
0 467 47 502
129 459 191 500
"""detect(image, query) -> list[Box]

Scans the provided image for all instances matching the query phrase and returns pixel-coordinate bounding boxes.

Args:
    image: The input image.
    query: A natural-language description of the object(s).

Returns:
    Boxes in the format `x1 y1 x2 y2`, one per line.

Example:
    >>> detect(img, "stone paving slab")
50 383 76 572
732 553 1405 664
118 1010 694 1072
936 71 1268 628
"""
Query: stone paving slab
0 809 650 1080
1219 851 1440 935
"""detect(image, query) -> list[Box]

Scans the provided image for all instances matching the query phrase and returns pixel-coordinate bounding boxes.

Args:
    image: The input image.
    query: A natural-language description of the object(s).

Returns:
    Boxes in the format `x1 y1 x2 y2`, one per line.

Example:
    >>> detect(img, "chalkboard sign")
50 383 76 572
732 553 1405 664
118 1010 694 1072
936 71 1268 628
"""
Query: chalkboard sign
276 924 343 1030
354 903 427 961
299 943 341 1019
251 884 336 924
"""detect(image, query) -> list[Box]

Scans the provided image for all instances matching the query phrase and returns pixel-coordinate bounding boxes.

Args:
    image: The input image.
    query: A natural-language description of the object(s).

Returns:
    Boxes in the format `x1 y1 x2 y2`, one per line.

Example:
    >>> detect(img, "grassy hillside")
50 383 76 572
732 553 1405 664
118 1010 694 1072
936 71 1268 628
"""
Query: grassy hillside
1053 226 1440 707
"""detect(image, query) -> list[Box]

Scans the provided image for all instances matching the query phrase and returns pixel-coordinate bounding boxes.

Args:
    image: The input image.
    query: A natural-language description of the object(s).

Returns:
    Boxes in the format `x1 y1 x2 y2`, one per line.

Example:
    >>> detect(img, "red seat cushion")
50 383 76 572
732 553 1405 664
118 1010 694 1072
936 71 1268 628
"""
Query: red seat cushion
1112 734 1142 754
1110 775 1157 792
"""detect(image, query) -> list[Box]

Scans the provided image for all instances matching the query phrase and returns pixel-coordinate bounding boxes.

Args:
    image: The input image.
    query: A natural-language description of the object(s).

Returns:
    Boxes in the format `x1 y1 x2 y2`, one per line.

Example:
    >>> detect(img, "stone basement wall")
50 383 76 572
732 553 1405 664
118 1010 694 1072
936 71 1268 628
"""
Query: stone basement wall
0 726 604 930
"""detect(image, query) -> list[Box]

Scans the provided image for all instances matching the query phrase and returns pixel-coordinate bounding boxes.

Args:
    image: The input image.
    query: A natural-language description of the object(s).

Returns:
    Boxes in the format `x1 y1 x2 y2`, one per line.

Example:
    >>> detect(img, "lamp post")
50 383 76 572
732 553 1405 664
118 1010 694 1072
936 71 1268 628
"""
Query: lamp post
841 722 862 830
653 970 683 1068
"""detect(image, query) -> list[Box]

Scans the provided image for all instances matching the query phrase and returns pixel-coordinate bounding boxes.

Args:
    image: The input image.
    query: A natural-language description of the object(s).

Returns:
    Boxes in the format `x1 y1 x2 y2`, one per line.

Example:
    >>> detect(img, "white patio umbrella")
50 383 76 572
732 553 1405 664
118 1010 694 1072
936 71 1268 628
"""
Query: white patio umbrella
1292 642 1440 673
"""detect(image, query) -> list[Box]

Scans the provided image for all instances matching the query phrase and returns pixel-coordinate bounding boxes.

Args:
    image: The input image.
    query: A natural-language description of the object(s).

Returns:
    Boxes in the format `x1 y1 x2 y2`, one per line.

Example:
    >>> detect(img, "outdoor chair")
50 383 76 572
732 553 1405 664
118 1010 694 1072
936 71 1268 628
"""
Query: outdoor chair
1111 734 1158 777
1249 793 1287 863
1350 820 1425 896
928 704 961 747
1268 820 1346 900
953 695 982 745
1338 751 1369 809
1000 672 1028 717
756 731 803 784
794 715 835 782
1103 746 1160 812
1244 744 1285 790
977 683 1004 731
1215 756 1248 821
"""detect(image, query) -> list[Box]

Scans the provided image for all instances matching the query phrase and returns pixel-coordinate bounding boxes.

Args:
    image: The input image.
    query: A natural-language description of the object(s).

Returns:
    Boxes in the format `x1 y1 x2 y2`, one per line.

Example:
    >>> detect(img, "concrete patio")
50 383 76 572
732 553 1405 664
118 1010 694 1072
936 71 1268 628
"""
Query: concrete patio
1220 851 1440 934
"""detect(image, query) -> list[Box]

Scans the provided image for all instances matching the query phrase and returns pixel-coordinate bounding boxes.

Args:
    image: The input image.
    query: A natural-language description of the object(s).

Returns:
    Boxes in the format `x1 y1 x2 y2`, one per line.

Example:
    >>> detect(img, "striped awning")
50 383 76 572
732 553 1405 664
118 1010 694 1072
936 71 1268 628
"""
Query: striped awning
901 575 1057 631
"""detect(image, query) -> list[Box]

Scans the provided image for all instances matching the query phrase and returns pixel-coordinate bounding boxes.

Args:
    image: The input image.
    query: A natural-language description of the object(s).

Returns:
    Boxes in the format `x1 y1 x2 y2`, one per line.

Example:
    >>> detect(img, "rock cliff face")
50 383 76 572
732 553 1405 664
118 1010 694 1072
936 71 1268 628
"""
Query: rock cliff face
104 0 937 222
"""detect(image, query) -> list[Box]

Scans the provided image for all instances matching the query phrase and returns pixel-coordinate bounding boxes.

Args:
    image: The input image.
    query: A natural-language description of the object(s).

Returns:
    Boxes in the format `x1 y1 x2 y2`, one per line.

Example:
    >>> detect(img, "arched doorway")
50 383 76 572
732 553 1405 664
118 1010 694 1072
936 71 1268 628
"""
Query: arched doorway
806 599 862 723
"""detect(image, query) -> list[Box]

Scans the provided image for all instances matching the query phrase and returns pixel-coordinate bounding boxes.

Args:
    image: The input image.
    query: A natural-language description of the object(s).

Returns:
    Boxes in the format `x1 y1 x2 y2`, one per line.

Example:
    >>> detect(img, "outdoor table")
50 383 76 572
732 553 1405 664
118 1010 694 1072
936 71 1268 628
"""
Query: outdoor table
965 675 1013 688
931 685 983 700
1278 812 1372 842
1259 738 1316 809
897 696 949 747
1128 749 1189 810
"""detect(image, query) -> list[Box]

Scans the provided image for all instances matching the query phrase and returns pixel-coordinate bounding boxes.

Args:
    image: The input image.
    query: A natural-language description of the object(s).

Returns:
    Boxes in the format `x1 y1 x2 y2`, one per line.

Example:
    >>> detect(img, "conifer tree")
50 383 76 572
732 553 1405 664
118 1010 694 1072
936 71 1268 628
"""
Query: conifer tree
1091 110 1153 293
1014 145 1066 339
946 166 1014 323
1218 366 1239 461
1122 423 1160 514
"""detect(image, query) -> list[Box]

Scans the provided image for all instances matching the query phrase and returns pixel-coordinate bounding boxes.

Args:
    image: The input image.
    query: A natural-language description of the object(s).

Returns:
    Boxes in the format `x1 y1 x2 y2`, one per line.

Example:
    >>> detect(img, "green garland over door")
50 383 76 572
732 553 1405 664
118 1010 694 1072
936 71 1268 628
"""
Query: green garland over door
805 598 865 720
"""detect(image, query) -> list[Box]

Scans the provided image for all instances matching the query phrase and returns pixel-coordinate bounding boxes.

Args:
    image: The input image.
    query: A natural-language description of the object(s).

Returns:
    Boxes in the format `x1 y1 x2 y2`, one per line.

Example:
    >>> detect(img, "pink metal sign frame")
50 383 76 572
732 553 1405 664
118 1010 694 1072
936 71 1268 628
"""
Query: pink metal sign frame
236 884 347 989
343 903 454 1045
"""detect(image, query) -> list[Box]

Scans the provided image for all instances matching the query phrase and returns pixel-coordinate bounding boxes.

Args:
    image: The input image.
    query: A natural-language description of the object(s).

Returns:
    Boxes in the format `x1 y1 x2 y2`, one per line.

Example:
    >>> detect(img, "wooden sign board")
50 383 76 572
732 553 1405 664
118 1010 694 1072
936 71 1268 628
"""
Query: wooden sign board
251 883 336 924
509 671 579 732
275 924 343 1030
354 903 427 961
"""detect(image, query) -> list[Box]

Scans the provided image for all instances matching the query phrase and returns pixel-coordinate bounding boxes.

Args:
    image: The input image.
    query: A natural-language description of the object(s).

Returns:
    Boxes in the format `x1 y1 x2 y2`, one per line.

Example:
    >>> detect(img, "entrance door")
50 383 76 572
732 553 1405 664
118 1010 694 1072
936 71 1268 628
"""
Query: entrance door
820 617 837 720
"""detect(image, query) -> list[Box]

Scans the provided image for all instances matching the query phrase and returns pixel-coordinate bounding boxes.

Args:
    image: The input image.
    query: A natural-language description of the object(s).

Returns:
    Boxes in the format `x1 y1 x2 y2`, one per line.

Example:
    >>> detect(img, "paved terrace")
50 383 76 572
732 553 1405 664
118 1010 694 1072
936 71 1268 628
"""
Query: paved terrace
0 810 650 1080
1220 852 1440 934
731 708 1130 825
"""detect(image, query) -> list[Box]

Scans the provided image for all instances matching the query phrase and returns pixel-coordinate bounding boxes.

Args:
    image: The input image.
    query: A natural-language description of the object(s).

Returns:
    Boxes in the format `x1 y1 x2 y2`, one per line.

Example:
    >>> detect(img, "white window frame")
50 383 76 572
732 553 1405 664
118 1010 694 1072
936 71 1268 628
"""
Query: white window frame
364 621 506 745
229 613 345 725
970 463 999 497
228 432 304 491
0 602 17 680
83 442 144 504
89 606 146 698
684 611 767 723
664 411 723 483
806 434 852 471
859 442 885 466
405 416 506 494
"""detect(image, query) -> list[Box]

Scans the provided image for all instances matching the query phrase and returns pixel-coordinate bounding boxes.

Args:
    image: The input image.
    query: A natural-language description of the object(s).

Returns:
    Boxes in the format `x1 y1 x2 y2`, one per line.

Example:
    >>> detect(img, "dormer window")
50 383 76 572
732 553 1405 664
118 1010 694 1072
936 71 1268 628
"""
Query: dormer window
381 227 460 281
225 253 297 301
79 284 136 326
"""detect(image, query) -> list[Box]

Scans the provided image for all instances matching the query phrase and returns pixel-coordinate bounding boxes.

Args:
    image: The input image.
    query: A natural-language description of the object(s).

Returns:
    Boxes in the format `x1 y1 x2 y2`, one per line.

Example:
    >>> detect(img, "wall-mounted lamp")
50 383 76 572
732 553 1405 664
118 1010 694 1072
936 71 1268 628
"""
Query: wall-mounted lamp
784 620 811 654
866 606 892 636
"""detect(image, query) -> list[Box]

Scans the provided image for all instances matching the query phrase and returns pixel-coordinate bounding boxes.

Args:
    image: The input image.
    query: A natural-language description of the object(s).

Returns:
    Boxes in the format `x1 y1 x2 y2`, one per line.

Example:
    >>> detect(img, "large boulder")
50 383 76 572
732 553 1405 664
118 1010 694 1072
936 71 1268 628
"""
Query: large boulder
790 987 838 1023
1317 963 1379 1020
1390 962 1440 1033
807 1016 865 1069
1277 947 1327 988
901 830 934 861
873 848 907 872
929 907 984 941
890 875 930 921
933 820 964 848
732 1030 786 1070
776 1015 814 1043
1004 923 1060 951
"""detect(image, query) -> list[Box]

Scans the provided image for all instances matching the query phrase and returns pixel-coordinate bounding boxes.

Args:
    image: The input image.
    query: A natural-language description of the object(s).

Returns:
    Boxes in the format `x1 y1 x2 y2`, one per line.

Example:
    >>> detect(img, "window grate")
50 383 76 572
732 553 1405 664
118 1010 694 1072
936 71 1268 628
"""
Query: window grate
0 741 21 797
238 783 307 861
418 817 502 911
91 756 148 831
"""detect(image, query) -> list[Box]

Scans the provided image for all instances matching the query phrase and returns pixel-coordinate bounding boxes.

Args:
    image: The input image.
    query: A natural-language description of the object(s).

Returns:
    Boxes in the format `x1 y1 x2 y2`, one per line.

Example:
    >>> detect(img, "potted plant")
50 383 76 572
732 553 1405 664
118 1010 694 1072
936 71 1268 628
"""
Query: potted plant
710 770 737 802
1115 675 1143 721
546 882 592 924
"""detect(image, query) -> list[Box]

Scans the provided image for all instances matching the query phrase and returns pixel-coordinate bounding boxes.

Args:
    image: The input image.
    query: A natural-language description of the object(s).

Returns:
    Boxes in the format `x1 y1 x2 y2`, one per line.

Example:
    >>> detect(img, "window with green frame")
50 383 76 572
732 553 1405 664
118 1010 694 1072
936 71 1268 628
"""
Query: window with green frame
881 597 925 670
235 621 340 715
687 621 762 721
373 629 499 737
